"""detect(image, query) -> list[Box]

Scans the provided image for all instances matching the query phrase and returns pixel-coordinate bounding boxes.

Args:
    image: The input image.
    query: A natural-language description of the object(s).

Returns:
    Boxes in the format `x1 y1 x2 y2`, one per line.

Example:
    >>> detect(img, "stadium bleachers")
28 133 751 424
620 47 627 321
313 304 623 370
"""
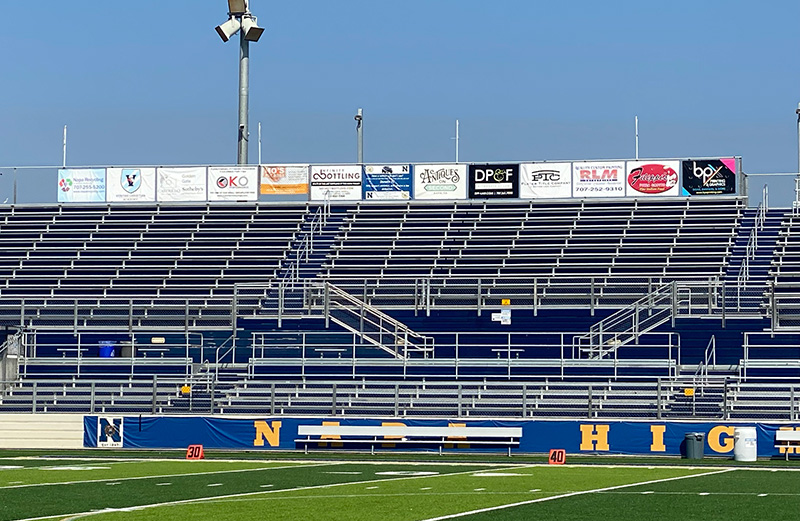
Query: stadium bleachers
1 194 799 420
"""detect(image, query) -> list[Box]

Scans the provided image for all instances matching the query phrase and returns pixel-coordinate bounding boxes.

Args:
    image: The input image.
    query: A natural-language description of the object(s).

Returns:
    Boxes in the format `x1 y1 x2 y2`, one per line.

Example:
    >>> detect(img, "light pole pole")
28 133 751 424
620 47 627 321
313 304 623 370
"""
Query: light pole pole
796 103 800 174
216 1 264 165
355 108 364 163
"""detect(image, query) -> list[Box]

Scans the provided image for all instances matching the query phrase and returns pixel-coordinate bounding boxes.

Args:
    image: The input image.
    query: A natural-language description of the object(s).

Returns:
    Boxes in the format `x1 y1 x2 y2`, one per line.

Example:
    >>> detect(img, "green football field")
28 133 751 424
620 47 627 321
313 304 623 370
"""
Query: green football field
1 455 798 521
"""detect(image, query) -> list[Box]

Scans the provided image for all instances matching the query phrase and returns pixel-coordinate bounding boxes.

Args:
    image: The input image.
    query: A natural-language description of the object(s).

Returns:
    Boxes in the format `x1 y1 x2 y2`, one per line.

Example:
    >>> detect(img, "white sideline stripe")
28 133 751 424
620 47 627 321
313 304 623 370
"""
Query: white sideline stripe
416 469 736 521
18 464 526 521
600 491 800 497
0 462 326 490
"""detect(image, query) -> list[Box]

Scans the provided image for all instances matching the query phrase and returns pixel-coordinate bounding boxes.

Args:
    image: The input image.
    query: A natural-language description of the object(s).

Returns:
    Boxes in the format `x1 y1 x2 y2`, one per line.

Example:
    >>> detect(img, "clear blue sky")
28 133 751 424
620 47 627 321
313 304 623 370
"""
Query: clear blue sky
1 1 799 202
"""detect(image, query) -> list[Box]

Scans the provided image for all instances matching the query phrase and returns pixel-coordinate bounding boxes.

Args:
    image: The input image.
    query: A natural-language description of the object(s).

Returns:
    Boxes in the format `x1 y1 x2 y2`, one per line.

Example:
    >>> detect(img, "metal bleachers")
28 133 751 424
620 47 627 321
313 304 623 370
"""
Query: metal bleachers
0 203 310 329
323 198 743 282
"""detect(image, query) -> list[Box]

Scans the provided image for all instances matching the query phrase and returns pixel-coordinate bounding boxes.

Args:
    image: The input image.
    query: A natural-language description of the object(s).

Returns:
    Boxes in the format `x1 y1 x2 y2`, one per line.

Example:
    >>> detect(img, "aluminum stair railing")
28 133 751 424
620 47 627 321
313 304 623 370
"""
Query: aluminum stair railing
313 281 434 360
575 283 675 359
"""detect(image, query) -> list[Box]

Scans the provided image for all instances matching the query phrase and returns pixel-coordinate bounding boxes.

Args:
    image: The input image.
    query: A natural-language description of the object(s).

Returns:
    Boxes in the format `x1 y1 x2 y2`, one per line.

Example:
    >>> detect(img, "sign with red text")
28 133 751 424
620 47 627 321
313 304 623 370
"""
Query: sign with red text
572 162 625 198
625 161 680 196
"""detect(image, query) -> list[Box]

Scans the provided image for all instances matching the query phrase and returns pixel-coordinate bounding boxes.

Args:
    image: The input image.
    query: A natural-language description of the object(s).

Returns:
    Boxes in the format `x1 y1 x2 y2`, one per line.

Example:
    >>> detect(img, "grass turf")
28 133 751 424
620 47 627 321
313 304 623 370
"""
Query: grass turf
0 460 726 521
1 451 799 521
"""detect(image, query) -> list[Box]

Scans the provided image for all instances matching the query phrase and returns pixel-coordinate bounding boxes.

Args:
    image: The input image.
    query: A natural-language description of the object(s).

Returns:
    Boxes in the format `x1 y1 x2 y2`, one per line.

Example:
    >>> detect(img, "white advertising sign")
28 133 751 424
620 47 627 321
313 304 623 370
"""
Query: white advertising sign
572 162 626 198
208 166 259 201
625 161 680 197
413 164 467 199
156 167 207 202
106 168 156 202
520 162 572 199
57 169 106 203
310 165 362 200
260 165 309 195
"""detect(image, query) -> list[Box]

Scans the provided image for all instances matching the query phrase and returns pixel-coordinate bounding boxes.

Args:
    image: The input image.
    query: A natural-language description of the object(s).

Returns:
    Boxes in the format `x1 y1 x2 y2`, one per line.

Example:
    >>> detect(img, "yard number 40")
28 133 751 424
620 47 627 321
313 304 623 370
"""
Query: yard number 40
548 449 566 465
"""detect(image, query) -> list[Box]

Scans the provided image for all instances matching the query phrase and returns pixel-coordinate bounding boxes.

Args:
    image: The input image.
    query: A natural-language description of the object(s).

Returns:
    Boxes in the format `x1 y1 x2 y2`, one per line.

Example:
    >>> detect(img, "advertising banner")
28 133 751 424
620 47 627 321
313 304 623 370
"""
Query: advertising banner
625 161 680 197
106 168 156 202
156 167 207 202
681 158 737 195
260 165 309 195
413 164 467 200
57 169 106 203
84 415 798 458
572 161 626 198
310 165 362 200
468 164 519 198
520 162 572 199
363 164 412 200
208 166 259 201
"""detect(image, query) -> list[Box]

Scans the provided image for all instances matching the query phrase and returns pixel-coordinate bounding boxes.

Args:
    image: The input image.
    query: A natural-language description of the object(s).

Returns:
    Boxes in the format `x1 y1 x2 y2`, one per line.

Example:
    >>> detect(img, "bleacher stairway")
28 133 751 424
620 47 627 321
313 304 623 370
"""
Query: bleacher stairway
724 208 785 313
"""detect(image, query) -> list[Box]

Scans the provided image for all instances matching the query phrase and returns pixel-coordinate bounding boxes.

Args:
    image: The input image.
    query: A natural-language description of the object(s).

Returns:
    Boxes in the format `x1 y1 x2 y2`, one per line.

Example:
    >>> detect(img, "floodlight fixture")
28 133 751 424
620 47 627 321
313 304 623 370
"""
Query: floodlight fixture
242 15 264 42
215 17 242 42
216 0 262 165
227 0 248 15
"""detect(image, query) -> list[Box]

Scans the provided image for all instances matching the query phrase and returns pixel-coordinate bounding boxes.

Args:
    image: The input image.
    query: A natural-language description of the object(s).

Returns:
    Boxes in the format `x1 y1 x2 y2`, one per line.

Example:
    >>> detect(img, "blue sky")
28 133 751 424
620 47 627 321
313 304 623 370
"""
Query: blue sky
1 1 799 202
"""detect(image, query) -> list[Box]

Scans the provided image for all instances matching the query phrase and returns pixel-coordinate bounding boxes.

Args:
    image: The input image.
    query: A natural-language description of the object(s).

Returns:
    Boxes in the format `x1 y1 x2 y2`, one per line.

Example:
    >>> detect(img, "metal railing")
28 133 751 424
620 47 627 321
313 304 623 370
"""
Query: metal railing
2 376 799 421
693 335 716 387
737 186 768 286
16 333 202 379
320 282 434 359
282 204 334 287
247 330 679 379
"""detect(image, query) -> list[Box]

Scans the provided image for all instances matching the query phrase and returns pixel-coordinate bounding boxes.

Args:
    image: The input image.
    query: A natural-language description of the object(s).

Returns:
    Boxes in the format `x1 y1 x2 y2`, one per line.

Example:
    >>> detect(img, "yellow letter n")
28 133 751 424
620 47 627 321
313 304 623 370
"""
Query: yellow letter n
253 420 282 447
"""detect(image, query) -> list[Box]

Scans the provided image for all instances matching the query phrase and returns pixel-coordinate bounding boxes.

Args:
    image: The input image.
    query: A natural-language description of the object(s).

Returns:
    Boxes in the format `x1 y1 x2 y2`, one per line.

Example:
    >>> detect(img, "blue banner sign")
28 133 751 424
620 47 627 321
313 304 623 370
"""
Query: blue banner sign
363 165 412 200
84 416 800 458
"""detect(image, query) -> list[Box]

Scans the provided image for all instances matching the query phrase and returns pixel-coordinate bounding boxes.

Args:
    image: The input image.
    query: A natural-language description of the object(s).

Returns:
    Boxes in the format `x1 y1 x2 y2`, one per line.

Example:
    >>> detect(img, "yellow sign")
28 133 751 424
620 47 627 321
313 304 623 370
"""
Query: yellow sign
501 299 511 306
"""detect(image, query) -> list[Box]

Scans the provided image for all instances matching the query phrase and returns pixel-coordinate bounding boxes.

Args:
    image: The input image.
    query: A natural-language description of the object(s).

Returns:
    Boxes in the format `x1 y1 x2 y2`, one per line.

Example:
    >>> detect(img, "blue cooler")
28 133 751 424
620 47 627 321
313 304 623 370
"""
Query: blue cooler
99 341 116 358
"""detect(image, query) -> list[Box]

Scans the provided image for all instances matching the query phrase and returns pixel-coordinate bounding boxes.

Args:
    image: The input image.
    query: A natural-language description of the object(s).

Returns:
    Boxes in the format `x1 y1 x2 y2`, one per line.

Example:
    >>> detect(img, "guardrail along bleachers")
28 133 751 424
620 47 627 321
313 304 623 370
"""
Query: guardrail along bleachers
0 203 311 329
322 198 743 283
3 376 797 420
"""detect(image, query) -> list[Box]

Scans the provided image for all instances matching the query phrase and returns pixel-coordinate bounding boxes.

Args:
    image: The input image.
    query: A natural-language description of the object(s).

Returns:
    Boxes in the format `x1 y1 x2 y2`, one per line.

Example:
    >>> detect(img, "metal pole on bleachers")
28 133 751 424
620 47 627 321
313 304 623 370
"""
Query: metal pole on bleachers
796 103 800 174
356 108 364 164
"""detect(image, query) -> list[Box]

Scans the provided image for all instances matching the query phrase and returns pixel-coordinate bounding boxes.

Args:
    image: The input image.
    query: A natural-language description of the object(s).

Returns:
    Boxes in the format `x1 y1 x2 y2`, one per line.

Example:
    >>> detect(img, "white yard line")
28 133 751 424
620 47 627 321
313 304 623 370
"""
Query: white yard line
416 468 737 521
0 462 327 490
15 463 522 521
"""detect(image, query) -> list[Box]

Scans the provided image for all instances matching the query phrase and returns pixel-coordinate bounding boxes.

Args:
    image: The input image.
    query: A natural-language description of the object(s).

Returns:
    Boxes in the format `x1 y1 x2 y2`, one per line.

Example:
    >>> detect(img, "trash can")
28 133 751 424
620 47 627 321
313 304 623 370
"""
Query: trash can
98 341 116 358
684 432 705 459
733 427 757 462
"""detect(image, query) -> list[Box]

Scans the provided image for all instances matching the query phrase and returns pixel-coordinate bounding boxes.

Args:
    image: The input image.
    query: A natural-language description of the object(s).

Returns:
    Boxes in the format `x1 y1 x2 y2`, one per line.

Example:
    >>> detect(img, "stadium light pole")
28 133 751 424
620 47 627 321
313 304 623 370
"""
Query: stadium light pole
215 0 264 165
796 102 800 174
355 108 364 163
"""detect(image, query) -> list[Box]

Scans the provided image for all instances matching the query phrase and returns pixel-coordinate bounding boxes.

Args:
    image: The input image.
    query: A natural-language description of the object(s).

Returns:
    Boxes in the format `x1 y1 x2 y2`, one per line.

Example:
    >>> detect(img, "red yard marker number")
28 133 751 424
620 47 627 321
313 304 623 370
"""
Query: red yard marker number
186 444 204 460
548 449 566 465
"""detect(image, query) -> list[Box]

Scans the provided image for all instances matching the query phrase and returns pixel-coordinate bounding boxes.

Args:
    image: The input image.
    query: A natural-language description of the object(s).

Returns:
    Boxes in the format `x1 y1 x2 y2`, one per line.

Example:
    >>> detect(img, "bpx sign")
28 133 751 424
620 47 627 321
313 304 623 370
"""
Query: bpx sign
625 161 679 196
413 164 467 199
572 162 625 198
469 164 519 198
681 158 737 195
520 162 572 199
208 166 258 201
